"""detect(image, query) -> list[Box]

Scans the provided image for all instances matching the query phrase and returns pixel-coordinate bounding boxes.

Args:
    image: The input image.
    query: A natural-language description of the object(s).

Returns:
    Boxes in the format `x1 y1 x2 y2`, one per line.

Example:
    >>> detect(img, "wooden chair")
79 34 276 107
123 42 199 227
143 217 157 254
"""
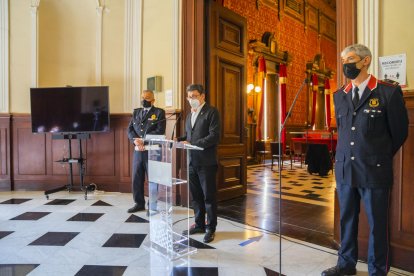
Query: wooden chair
291 141 307 168
270 142 292 171
255 140 269 165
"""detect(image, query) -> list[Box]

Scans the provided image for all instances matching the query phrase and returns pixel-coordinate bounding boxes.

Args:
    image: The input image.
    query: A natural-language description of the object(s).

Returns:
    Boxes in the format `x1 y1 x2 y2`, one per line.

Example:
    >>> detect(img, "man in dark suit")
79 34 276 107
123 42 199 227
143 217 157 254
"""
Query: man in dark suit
127 90 166 213
178 84 220 243
322 44 408 276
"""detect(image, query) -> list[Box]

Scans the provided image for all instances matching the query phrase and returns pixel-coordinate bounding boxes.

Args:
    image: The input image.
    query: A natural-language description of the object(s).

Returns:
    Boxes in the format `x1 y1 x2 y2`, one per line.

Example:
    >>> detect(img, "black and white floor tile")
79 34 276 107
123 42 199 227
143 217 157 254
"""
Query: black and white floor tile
247 161 335 206
0 190 410 276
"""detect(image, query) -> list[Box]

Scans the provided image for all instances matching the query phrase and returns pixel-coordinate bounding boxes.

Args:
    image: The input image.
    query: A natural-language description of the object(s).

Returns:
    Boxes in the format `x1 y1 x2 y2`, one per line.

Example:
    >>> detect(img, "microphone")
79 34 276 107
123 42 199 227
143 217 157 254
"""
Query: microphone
142 112 176 140
135 116 168 152
170 113 182 141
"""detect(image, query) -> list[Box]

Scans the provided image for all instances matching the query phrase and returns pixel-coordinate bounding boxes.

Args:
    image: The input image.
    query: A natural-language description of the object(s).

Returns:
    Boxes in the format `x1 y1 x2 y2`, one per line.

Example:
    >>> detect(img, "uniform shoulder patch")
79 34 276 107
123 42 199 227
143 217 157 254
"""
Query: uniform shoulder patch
379 78 399 86
334 85 345 94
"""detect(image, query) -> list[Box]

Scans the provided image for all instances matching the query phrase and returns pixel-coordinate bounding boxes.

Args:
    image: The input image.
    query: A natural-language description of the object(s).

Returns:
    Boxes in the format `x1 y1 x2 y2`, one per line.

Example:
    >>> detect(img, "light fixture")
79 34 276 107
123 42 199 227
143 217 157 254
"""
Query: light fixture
247 83 254 93
254 86 261 93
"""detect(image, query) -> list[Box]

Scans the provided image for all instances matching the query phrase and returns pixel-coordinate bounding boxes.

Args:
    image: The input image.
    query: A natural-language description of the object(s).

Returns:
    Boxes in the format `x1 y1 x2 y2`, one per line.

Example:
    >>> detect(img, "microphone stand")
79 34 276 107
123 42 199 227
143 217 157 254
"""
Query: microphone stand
170 112 182 141
277 78 308 274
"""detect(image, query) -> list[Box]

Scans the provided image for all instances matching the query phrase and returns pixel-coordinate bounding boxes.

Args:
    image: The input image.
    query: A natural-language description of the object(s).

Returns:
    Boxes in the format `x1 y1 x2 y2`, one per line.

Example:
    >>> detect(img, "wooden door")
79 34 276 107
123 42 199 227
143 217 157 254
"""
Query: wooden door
206 2 247 201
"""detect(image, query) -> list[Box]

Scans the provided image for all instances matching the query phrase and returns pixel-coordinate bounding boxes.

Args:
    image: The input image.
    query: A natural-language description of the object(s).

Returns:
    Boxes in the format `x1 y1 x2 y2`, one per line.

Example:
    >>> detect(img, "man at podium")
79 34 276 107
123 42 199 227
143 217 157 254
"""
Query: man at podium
127 90 166 213
178 84 221 243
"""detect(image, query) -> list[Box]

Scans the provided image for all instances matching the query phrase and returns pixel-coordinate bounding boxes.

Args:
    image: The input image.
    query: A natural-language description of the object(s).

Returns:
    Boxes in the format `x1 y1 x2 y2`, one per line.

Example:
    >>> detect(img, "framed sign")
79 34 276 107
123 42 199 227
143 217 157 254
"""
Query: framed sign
306 4 319 31
283 0 305 22
319 14 336 41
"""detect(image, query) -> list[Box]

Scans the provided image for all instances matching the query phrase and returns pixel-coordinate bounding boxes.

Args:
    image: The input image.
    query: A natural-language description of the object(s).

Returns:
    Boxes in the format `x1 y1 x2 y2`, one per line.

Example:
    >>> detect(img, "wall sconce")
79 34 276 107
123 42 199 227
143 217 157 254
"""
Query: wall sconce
247 83 261 94
247 83 254 93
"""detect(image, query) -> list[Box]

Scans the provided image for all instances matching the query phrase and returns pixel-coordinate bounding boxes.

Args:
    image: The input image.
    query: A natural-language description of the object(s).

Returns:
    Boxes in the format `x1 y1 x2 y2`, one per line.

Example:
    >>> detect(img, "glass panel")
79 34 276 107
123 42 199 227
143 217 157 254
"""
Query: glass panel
143 139 202 260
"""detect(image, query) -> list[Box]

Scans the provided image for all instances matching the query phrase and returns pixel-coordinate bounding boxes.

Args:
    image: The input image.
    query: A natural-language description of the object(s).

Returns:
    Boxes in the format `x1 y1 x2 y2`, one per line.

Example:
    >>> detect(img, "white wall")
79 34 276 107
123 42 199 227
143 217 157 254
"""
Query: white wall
9 0 177 113
358 0 414 90
142 0 174 108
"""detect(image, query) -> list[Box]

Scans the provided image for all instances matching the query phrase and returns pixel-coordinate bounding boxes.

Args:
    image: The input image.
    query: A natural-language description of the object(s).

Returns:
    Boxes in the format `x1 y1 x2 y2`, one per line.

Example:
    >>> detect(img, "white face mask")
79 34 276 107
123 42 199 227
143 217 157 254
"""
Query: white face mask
189 99 200 109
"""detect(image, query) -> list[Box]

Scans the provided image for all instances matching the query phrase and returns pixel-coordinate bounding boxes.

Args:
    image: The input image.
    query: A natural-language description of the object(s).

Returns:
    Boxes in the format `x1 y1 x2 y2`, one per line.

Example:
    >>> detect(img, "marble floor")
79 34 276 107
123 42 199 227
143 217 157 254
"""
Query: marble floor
0 190 412 276
218 161 336 248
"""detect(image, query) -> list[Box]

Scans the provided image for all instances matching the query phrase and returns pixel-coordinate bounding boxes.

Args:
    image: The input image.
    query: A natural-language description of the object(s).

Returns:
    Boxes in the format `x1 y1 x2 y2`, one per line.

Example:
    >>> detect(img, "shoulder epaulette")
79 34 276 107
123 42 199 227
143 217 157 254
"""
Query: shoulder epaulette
379 78 399 86
334 86 345 94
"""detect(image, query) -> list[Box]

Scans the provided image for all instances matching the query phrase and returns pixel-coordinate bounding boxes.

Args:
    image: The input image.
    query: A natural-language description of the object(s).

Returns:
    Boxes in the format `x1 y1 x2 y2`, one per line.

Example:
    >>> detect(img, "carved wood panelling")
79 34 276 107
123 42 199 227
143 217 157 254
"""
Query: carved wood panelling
7 112 179 193
218 17 244 56
0 114 10 190
217 155 245 199
387 94 414 271
86 131 116 176
208 2 247 201
218 59 242 144
320 13 336 41
283 0 305 22
16 128 46 175
306 3 319 31
0 127 6 175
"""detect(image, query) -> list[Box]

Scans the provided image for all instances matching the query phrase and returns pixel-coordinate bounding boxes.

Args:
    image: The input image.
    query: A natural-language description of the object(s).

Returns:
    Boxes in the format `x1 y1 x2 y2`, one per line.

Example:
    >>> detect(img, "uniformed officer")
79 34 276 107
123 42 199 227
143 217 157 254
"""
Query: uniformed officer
127 90 166 213
322 44 408 276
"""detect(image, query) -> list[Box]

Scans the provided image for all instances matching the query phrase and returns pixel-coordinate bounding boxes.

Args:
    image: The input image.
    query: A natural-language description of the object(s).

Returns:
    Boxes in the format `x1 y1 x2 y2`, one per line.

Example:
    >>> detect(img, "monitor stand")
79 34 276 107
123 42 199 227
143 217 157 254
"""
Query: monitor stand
45 133 92 200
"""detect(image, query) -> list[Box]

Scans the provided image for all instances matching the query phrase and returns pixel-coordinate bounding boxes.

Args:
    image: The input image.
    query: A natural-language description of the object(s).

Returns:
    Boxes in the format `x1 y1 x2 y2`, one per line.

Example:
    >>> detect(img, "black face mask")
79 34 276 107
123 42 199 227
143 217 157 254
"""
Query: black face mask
141 100 152 108
343 62 361 80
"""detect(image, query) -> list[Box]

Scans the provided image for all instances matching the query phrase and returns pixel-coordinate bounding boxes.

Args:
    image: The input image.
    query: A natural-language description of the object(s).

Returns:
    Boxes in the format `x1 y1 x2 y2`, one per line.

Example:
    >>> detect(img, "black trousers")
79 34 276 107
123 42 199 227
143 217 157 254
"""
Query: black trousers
132 150 148 207
337 185 390 276
189 165 218 232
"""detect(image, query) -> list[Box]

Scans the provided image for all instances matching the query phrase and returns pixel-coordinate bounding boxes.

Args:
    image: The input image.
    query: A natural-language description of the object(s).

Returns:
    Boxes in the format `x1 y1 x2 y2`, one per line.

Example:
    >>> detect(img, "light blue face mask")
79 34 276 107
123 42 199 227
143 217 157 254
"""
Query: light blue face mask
189 99 200 109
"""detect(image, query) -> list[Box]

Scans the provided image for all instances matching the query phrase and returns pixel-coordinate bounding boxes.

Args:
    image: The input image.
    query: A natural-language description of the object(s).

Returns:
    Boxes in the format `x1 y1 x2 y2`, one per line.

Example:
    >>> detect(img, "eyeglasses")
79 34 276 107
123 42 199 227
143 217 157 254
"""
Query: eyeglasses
187 94 201 100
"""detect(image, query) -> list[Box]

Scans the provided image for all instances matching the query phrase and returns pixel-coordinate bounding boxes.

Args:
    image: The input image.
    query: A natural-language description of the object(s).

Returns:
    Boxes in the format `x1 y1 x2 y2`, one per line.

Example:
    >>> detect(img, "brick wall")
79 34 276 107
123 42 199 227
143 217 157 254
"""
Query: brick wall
224 0 337 126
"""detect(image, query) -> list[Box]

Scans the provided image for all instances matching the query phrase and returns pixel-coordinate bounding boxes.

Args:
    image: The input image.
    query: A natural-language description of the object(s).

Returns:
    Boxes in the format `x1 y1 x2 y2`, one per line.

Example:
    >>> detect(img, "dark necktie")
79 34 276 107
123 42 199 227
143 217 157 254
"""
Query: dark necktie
142 109 148 119
352 87 360 108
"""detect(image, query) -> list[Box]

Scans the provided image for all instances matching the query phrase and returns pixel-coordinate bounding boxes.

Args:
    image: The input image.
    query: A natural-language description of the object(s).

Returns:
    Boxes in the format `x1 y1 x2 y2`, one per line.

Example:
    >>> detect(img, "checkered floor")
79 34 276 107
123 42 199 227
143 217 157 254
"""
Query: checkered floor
247 161 336 206
0 190 411 275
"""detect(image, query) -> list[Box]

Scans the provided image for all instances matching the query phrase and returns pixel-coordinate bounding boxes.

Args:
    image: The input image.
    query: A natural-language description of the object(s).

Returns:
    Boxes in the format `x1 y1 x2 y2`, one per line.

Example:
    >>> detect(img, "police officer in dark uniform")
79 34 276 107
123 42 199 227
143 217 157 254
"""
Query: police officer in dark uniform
127 90 166 213
322 44 408 276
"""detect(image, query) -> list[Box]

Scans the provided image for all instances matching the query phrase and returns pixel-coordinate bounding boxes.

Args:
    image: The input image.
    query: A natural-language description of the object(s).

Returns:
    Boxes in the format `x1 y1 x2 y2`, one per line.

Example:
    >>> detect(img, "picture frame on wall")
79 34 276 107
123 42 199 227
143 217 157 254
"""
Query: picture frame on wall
283 0 305 22
306 4 319 31
319 14 336 41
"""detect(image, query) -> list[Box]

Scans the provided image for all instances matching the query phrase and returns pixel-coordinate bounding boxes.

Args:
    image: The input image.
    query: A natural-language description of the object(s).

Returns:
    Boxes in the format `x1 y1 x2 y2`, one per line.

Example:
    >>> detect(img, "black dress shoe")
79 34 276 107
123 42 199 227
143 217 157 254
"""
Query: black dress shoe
321 266 356 276
203 230 215 243
182 225 206 236
127 204 145 213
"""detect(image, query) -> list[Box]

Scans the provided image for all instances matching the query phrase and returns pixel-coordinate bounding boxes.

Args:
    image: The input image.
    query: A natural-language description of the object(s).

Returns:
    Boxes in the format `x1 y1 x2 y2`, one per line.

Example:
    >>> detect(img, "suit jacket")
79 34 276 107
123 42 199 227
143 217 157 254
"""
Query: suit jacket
334 75 408 188
127 106 166 142
178 104 220 166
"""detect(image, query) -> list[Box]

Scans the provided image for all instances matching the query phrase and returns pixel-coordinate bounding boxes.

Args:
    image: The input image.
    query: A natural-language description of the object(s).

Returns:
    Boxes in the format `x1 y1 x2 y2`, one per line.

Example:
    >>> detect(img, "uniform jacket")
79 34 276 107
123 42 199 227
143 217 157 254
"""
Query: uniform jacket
334 75 408 188
178 104 220 166
127 106 166 142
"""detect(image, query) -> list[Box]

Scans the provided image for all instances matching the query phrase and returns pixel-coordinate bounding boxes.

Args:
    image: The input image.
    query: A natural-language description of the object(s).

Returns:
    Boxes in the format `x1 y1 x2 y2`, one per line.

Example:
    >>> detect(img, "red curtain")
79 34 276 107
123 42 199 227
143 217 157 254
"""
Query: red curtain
310 74 318 127
324 78 331 130
279 64 287 149
256 56 266 140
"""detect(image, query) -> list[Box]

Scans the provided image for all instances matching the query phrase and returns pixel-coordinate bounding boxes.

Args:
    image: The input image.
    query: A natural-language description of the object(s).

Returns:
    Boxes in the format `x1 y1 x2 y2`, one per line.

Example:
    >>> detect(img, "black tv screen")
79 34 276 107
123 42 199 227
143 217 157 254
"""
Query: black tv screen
30 86 110 134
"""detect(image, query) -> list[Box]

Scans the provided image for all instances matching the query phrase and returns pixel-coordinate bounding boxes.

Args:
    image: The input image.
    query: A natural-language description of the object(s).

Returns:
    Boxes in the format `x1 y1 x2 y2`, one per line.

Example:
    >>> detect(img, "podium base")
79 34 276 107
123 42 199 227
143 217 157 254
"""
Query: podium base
143 231 197 260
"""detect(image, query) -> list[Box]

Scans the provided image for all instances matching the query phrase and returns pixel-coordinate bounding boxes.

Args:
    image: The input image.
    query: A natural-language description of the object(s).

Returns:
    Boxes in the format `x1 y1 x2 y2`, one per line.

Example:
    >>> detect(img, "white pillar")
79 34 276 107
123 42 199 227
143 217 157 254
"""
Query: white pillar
172 0 181 109
0 0 9 112
124 0 143 111
95 0 104 85
30 0 40 88
360 0 379 77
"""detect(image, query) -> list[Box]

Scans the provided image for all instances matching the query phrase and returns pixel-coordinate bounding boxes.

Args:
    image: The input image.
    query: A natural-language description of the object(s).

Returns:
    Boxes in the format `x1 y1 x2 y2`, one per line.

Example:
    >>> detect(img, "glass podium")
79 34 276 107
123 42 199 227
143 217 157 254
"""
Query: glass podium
142 138 203 260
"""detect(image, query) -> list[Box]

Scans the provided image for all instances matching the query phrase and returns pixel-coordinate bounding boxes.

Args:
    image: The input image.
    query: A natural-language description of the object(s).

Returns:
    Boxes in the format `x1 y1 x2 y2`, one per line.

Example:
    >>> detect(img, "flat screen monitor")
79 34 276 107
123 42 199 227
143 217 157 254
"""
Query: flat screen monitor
30 86 110 134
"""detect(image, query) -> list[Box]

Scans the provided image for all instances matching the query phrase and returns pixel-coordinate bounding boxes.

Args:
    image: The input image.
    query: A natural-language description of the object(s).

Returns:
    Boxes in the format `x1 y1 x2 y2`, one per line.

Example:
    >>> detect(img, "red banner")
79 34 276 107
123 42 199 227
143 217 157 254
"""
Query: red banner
310 74 318 127
256 56 266 140
324 78 331 130
279 64 287 149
